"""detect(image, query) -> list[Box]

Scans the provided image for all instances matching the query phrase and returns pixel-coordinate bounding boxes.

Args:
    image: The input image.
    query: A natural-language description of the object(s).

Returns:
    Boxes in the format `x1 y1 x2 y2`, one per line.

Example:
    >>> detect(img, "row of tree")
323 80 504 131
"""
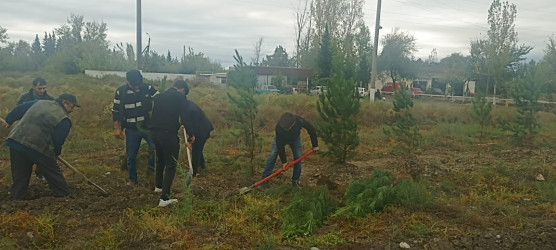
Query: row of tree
0 14 223 74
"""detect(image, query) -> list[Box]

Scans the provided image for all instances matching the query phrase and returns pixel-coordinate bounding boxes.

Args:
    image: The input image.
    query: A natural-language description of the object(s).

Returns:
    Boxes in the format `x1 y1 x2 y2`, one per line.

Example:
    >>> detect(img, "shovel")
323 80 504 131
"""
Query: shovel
183 127 194 187
239 149 315 195
57 156 109 196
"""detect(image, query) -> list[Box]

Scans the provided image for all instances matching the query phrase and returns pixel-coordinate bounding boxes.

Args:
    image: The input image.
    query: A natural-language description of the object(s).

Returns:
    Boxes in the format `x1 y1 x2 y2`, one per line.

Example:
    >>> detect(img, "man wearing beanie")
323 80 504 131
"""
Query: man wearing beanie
3 93 80 200
112 70 159 185
261 112 319 189
149 80 189 207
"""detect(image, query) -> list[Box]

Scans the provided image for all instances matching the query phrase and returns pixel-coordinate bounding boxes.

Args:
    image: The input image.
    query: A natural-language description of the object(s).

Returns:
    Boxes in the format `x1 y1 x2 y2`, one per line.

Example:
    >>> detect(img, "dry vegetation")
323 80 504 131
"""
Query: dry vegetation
1 72 556 249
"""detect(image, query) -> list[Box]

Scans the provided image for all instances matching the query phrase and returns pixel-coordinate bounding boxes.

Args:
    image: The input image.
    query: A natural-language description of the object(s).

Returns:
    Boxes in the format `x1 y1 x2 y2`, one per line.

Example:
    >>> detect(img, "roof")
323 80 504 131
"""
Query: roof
251 66 315 78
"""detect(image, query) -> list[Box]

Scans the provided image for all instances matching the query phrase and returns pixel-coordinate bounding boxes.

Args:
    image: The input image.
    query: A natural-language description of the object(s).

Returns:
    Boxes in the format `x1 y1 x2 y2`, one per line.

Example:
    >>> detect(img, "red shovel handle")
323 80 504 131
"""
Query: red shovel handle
253 149 315 187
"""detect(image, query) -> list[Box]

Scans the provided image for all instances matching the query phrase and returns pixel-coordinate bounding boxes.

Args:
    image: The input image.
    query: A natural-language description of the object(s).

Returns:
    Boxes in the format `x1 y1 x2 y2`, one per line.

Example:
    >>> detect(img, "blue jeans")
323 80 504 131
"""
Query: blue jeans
262 136 302 181
125 129 155 182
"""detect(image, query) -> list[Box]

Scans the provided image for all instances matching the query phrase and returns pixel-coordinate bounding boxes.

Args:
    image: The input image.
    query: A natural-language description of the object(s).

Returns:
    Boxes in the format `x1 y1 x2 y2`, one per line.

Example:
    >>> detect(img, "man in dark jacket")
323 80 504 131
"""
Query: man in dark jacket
16 77 55 181
17 77 55 104
3 94 80 200
183 88 214 178
149 80 189 207
261 112 319 188
112 70 159 185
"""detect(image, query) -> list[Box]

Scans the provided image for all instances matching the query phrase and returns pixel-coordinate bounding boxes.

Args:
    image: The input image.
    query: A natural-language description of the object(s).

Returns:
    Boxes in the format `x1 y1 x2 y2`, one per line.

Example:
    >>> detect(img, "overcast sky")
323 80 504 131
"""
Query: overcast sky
0 0 554 68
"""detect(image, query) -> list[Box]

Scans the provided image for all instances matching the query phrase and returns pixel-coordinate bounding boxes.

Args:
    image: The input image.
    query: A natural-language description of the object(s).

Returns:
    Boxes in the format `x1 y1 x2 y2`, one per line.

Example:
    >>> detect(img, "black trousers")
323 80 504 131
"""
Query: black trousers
9 148 70 200
191 136 208 176
152 130 179 200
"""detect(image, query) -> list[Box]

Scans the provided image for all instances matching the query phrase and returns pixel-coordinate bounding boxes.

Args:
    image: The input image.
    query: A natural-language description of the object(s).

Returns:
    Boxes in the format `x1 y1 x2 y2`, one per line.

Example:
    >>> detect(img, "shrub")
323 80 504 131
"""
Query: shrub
334 170 431 218
281 188 337 238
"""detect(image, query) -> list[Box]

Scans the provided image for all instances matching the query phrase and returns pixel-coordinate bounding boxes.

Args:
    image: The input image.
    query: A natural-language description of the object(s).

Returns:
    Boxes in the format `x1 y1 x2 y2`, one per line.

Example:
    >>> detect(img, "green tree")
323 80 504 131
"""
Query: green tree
471 0 532 103
0 25 8 44
355 21 371 87
538 35 556 98
261 45 290 67
500 61 542 144
378 28 417 86
384 85 421 156
470 92 493 143
227 50 260 173
316 74 360 163
42 32 56 56
318 26 333 79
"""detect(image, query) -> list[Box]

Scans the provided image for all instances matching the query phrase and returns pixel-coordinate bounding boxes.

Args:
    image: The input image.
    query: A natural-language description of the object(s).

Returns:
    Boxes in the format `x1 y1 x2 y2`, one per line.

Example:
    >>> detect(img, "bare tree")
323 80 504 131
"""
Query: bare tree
251 37 264 66
294 0 311 68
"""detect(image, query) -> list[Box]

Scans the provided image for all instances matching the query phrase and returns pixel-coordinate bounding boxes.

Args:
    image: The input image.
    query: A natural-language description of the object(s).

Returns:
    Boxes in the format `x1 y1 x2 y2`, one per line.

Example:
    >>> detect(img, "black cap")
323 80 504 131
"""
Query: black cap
278 112 296 130
126 70 143 86
58 93 81 107
173 80 189 95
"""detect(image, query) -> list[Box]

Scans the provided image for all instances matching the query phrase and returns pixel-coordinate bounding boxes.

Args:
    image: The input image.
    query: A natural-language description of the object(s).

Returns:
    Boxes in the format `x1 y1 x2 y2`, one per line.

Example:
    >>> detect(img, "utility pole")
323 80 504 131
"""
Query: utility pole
370 0 382 102
136 0 142 70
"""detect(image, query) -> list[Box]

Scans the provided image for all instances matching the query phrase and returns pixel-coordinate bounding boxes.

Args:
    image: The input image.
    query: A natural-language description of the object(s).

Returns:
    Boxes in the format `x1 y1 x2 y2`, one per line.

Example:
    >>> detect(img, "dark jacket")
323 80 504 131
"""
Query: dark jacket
6 100 71 158
183 100 213 141
17 89 54 104
276 115 318 163
149 88 188 132
112 83 158 130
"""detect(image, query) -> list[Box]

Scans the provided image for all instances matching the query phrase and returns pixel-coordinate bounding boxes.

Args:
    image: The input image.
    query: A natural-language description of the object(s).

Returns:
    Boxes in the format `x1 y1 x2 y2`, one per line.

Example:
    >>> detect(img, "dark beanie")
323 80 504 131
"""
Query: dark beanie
174 80 189 95
126 70 143 86
278 112 296 130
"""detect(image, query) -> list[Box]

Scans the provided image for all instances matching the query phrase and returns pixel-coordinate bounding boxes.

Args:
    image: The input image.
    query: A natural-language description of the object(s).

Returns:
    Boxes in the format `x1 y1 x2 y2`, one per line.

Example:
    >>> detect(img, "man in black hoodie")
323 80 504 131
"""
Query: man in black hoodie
182 88 214 178
149 80 189 207
261 112 319 188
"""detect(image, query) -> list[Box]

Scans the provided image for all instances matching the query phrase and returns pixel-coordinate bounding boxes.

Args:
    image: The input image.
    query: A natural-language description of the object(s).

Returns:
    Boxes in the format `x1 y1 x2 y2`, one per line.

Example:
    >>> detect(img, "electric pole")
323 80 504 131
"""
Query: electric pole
136 0 142 70
370 0 382 102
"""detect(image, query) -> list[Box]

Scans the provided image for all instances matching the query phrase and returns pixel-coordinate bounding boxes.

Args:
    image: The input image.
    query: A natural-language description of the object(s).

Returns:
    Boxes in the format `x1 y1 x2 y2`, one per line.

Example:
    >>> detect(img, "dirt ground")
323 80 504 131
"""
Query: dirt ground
1 147 556 249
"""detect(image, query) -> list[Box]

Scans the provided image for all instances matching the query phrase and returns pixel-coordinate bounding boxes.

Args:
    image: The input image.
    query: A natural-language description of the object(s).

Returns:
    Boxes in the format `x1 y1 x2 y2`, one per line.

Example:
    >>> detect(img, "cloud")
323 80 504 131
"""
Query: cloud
0 0 553 67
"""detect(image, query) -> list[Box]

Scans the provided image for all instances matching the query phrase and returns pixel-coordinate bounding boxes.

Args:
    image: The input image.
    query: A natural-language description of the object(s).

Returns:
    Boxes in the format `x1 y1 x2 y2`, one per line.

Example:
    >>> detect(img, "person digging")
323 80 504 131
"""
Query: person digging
261 112 319 189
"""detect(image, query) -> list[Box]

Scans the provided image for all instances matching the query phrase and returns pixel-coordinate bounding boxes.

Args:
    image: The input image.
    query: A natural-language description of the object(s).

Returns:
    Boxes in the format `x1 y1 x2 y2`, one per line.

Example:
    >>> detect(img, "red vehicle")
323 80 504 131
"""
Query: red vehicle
412 87 424 95
381 82 407 92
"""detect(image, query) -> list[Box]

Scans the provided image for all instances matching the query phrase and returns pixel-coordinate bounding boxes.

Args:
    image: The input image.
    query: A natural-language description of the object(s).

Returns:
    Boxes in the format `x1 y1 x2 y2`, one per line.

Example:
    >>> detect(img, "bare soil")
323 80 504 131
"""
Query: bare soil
1 147 556 249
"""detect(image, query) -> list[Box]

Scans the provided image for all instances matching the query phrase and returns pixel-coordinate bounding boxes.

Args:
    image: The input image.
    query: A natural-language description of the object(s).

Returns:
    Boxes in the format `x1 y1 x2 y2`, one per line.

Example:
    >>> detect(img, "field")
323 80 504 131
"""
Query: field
1 72 556 249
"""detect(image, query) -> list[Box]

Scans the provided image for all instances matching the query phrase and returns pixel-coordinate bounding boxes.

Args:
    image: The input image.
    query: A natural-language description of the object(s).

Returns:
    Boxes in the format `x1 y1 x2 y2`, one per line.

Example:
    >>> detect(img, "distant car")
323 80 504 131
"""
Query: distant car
412 87 424 95
310 86 328 95
256 85 280 94
426 87 443 95
357 87 369 97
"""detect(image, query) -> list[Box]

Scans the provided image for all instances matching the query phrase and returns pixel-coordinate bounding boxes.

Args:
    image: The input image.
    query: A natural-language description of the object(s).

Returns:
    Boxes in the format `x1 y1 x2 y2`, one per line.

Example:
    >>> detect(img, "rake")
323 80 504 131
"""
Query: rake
238 149 315 195
57 156 109 196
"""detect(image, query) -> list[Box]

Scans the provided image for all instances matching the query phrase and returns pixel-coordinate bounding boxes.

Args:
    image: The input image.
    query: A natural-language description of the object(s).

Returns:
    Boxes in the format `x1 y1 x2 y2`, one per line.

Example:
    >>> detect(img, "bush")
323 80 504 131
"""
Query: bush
334 170 431 218
281 188 337 238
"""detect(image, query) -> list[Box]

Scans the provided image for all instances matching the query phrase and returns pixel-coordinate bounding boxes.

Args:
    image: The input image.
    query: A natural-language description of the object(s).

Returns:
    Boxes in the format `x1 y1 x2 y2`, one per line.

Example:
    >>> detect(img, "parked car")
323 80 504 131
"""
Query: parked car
357 87 369 97
412 87 424 95
426 87 443 95
256 85 280 94
381 81 407 92
310 85 328 95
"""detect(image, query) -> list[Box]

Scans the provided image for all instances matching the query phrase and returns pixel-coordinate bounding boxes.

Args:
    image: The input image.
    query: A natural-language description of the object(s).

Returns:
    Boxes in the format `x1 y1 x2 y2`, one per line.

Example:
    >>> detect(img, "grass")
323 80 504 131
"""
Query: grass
2 72 556 248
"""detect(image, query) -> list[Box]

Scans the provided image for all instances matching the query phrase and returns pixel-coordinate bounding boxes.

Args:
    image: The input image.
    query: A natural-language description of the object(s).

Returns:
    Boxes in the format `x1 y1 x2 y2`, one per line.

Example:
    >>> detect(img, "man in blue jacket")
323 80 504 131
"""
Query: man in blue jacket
3 94 80 200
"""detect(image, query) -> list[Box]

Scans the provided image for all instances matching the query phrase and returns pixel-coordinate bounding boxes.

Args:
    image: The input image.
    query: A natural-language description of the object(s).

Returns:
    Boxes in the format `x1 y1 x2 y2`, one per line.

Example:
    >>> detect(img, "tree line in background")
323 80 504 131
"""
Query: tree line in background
0 0 555 100
0 14 223 74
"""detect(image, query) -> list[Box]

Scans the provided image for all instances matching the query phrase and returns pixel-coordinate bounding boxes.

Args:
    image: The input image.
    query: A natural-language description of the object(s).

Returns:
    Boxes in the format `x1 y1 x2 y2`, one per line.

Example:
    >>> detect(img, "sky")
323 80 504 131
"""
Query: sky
0 0 554 68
